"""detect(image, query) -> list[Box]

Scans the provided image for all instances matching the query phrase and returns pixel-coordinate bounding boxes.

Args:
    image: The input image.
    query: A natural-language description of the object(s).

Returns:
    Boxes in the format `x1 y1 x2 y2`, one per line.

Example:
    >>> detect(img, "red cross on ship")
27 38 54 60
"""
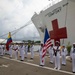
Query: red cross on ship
49 19 67 46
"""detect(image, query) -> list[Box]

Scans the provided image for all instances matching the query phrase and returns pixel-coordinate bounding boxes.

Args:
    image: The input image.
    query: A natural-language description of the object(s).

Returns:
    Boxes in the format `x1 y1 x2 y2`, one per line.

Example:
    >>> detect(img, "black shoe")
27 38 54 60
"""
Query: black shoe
19 56 21 57
73 72 75 73
25 57 27 59
30 58 33 60
49 62 53 64
39 65 44 67
9 57 12 59
62 64 66 66
20 60 24 61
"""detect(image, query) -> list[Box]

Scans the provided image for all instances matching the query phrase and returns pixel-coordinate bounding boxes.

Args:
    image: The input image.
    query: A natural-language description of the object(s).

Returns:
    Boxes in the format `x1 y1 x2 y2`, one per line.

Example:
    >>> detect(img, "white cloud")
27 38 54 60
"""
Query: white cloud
0 0 61 41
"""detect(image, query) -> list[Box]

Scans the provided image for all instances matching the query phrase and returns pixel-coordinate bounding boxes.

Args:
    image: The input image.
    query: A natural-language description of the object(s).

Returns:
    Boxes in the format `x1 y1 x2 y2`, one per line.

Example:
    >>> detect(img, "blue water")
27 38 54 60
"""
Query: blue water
34 45 40 51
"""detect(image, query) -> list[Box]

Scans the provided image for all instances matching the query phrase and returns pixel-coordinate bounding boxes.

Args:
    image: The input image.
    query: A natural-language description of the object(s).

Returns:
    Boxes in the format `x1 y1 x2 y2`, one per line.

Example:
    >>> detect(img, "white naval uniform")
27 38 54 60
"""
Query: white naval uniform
13 45 18 59
25 45 28 58
30 45 34 59
49 46 54 63
0 45 2 55
3 45 5 55
61 47 68 65
9 45 13 58
70 47 75 72
0 45 4 56
39 46 45 66
18 45 21 57
20 45 25 60
54 46 61 70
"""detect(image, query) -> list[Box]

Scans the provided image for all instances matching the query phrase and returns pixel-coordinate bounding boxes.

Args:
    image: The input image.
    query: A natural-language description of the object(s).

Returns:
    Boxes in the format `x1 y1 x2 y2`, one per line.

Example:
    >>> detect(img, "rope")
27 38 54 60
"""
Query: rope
0 20 32 43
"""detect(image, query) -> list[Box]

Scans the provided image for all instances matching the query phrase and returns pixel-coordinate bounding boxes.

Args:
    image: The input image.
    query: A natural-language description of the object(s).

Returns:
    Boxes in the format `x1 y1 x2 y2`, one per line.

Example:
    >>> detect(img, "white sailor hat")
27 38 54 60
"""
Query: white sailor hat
73 43 75 44
56 41 60 44
41 42 43 44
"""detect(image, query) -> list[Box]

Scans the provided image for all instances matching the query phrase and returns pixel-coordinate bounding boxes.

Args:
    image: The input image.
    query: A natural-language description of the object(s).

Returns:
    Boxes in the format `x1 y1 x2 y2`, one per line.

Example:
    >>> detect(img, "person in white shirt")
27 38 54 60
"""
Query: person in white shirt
53 41 61 70
39 42 45 66
25 45 28 58
61 44 68 66
70 43 75 73
0 44 3 56
9 44 13 58
0 44 4 56
48 44 54 64
18 44 21 57
30 44 34 59
13 44 18 60
20 44 25 61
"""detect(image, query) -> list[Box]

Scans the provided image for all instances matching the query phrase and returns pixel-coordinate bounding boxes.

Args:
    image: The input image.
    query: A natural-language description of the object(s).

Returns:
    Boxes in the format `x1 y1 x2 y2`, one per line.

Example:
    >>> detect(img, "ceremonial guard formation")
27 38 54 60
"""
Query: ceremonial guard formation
0 41 75 73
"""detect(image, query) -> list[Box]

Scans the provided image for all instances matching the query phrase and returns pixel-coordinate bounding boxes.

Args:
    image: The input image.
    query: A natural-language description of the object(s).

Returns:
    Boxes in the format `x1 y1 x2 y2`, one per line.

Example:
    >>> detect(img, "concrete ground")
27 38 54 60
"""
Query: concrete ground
0 52 74 75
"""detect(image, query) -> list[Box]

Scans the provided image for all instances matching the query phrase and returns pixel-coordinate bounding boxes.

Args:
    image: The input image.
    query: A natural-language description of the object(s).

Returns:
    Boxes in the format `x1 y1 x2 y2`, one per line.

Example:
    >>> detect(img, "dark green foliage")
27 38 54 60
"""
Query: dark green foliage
66 42 72 55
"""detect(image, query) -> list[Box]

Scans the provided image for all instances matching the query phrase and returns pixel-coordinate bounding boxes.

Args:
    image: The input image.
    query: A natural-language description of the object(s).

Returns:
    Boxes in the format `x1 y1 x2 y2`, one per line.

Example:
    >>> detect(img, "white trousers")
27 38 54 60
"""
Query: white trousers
21 53 24 60
30 50 34 58
0 49 3 55
54 56 61 69
9 49 12 57
72 53 75 72
19 49 21 57
25 49 28 58
62 55 66 65
39 55 45 65
50 53 54 63
21 50 25 60
14 50 18 60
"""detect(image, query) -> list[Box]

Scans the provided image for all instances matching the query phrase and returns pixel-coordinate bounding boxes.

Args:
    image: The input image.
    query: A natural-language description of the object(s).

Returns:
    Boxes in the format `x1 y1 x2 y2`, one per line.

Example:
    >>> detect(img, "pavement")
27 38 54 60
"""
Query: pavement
0 52 74 75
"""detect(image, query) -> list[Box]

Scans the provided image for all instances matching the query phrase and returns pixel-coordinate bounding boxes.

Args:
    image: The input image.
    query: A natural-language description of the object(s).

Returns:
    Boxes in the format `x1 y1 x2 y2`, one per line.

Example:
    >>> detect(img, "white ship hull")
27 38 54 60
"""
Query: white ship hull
31 0 75 45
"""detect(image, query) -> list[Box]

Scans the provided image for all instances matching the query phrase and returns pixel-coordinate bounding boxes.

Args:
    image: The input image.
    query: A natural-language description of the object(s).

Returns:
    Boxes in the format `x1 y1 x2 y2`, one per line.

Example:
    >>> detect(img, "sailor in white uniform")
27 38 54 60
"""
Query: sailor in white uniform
49 44 54 64
30 44 34 59
13 44 18 60
0 44 2 55
25 45 28 58
20 44 25 61
70 43 75 73
61 44 68 65
9 44 13 58
39 42 45 66
2 45 5 55
18 44 21 57
54 41 61 70
0 44 4 56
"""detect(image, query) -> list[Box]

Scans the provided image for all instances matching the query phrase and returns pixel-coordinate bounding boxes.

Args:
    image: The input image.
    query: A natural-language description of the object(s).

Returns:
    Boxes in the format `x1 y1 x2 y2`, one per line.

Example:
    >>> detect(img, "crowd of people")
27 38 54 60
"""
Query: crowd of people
39 41 75 73
0 43 34 61
0 42 75 73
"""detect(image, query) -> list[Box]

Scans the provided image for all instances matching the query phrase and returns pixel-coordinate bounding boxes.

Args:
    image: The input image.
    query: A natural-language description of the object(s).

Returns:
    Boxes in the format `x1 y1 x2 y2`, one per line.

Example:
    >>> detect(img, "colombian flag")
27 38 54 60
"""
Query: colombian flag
6 32 12 50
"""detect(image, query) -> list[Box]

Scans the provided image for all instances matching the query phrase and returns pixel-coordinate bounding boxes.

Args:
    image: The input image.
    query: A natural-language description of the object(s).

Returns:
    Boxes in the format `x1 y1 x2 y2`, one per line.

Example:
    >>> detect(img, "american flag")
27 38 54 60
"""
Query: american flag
42 28 52 62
